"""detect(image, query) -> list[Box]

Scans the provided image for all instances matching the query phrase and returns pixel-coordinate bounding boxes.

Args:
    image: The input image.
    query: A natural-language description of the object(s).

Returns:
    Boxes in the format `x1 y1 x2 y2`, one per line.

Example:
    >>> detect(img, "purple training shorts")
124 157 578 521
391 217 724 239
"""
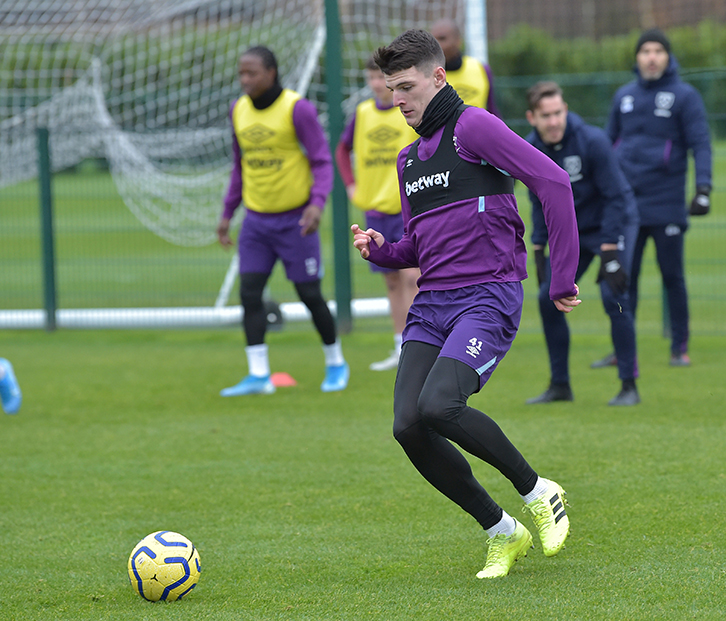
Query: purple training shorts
238 206 323 283
403 282 524 389
365 211 405 274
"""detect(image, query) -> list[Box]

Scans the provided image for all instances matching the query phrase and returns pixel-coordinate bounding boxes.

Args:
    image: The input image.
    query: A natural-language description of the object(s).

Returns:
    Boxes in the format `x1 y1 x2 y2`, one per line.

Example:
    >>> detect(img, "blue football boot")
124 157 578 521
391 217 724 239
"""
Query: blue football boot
0 358 22 414
321 362 349 392
220 375 275 397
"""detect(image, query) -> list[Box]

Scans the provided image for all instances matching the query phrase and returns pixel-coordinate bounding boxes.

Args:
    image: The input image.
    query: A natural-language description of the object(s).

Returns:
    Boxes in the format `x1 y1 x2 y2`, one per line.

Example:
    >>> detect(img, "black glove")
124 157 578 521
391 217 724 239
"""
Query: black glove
689 185 711 216
597 249 628 296
533 248 547 288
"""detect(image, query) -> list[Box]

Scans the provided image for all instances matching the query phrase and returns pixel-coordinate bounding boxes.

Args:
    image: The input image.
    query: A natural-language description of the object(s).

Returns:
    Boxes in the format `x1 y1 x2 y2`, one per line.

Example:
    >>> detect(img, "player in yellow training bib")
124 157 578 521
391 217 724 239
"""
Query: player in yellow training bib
217 46 348 396
430 19 500 115
336 57 420 371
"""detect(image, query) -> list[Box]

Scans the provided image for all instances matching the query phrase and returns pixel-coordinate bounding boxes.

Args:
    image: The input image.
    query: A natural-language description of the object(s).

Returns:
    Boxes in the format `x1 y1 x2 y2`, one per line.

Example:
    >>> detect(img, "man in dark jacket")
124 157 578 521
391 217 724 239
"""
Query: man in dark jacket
524 81 641 407
594 29 712 368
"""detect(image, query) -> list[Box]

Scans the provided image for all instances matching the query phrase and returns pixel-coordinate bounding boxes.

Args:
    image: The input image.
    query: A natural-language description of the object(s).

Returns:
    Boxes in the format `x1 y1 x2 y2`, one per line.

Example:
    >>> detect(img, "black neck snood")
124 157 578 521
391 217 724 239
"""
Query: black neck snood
445 53 464 72
251 82 283 110
414 84 464 138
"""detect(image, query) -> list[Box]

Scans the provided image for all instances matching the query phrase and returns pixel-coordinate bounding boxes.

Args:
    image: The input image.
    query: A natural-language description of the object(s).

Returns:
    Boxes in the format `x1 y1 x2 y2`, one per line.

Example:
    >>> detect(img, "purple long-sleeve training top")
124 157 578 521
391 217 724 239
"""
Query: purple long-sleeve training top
222 97 333 220
367 107 579 302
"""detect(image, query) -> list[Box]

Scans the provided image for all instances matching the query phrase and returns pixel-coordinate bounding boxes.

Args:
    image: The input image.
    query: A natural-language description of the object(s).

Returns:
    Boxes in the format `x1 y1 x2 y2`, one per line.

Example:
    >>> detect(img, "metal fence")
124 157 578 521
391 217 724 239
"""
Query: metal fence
1 119 724 335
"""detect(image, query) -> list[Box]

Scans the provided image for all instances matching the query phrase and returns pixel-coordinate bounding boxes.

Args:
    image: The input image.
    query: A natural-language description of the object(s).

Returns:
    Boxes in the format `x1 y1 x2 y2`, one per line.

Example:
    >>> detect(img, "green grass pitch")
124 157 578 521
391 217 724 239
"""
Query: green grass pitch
1 324 725 620
1 140 725 620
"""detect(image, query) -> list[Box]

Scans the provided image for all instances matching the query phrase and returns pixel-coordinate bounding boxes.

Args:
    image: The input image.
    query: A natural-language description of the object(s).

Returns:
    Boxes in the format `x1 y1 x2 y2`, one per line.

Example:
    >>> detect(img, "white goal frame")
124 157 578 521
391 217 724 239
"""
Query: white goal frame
1 0 487 330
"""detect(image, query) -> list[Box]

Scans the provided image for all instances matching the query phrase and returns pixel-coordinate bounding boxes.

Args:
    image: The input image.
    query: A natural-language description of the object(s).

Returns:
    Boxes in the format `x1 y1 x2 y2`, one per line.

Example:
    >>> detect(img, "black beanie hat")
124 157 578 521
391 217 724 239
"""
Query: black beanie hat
636 29 671 55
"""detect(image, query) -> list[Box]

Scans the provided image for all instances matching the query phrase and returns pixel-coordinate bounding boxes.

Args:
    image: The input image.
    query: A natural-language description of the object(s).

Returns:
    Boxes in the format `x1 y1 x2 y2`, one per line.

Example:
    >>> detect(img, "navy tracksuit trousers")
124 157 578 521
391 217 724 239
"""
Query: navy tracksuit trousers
630 224 689 356
538 224 639 383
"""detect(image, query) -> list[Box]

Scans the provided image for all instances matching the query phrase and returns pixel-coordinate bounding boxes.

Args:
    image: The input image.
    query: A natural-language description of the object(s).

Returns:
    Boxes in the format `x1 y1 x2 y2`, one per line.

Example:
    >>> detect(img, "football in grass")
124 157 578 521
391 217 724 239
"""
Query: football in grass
127 531 201 601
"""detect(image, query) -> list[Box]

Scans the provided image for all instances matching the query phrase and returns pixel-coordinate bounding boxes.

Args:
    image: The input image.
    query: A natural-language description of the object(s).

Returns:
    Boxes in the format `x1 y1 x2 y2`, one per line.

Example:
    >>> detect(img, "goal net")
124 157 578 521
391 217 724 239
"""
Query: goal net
0 0 474 327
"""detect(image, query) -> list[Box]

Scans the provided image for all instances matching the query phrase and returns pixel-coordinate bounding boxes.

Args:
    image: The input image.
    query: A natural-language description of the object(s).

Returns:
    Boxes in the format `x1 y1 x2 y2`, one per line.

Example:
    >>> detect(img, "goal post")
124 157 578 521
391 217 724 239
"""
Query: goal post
1 0 484 330
465 0 489 64
324 0 353 332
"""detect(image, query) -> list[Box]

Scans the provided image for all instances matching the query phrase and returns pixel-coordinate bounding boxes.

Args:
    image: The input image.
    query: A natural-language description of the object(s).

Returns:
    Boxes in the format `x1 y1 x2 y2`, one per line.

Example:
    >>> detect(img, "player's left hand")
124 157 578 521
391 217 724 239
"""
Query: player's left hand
689 186 711 216
554 284 581 313
299 205 323 236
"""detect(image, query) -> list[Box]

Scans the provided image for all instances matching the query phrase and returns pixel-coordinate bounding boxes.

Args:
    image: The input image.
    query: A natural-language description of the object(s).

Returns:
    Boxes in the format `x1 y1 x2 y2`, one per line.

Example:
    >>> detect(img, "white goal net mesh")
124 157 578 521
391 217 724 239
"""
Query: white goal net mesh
1 0 465 246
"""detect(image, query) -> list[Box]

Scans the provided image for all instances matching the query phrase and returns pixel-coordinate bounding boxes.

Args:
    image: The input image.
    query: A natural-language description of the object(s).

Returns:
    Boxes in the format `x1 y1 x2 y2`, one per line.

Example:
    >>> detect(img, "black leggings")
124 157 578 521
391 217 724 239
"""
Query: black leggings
393 341 538 529
240 273 337 346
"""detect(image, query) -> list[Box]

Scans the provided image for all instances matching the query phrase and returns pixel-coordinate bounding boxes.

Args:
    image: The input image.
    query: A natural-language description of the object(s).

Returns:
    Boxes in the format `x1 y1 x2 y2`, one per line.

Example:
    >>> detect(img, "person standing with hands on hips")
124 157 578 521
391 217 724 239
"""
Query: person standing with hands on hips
217 46 348 396
335 57 419 371
352 30 580 579
593 28 712 369
523 82 641 407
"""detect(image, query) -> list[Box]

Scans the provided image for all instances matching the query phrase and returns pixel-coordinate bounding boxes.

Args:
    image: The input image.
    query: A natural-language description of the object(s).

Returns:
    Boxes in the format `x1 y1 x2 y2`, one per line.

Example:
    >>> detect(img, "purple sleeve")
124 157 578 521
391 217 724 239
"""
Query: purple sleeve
367 146 419 269
456 108 579 300
222 100 242 220
483 64 501 119
293 98 333 209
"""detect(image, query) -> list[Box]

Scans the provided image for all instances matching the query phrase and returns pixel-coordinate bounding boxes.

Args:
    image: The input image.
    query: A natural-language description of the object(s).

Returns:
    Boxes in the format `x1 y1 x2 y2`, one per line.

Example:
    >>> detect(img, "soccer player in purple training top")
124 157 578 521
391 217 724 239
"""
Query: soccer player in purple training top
352 30 581 579
217 46 348 396
430 19 500 116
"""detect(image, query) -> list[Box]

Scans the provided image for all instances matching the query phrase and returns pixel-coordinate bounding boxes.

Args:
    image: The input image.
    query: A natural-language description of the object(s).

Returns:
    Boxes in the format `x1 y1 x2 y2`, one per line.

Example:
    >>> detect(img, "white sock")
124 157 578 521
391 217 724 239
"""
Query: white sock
394 333 403 353
521 477 550 505
323 340 345 367
245 344 270 377
486 511 517 538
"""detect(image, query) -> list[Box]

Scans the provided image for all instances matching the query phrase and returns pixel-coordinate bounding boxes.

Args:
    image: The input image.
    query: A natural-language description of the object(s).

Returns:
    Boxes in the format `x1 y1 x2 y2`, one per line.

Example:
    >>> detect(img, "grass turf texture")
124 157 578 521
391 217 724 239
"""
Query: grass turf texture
1 325 724 620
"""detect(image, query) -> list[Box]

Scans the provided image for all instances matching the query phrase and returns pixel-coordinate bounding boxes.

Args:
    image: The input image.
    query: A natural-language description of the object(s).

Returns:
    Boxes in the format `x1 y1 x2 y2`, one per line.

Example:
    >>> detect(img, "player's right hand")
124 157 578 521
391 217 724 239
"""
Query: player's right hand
351 224 384 259
217 218 233 248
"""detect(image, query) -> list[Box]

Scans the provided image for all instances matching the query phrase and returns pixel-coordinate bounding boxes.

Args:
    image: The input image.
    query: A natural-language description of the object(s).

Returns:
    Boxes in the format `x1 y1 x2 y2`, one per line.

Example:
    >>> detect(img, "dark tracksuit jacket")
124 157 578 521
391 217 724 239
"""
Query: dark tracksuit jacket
606 56 712 227
527 111 639 248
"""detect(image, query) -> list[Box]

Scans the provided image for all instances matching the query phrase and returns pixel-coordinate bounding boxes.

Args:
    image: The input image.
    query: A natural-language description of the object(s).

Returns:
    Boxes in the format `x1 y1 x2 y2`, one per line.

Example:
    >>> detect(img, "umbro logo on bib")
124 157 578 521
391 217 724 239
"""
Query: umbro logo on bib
240 123 275 143
367 125 401 145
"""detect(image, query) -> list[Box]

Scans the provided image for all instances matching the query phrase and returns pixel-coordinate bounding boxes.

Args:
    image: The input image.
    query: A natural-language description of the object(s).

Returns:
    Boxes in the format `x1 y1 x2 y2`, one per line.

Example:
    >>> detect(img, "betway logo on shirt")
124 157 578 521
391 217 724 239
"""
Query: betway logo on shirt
405 170 450 196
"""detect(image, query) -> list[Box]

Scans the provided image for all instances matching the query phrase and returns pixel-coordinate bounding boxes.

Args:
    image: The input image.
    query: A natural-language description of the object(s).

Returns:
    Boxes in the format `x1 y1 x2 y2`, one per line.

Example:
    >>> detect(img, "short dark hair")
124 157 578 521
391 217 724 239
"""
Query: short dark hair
242 45 279 75
373 29 445 75
364 56 380 72
526 81 564 111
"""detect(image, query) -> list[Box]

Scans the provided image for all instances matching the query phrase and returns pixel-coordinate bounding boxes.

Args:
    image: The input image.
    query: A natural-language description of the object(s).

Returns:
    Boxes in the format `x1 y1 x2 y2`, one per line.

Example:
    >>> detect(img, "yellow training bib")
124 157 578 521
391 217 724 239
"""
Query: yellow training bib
351 99 417 215
446 56 490 109
232 89 312 213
